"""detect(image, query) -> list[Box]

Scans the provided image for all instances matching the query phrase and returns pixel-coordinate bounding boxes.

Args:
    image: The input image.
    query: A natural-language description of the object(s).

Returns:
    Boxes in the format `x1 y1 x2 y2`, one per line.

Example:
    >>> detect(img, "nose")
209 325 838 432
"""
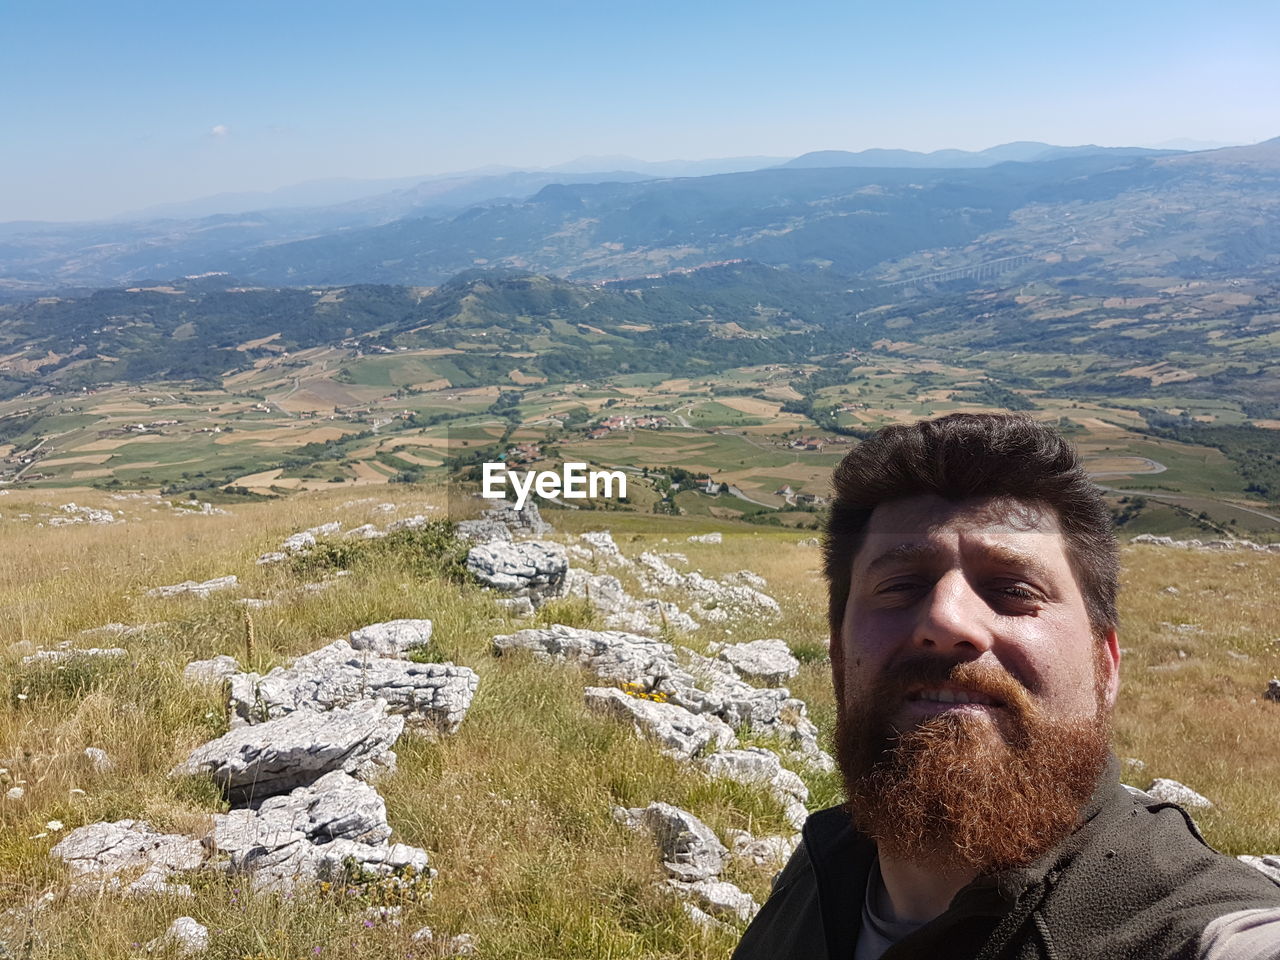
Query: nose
911 570 995 655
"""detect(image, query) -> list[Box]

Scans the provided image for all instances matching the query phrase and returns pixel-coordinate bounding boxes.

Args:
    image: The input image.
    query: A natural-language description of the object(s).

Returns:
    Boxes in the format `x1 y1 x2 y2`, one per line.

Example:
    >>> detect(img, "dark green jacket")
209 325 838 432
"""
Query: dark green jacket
732 757 1280 960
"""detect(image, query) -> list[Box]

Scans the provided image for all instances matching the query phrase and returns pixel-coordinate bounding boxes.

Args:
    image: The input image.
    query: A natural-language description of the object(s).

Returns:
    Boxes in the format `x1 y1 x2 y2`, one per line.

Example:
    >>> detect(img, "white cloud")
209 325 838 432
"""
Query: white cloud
210 124 229 138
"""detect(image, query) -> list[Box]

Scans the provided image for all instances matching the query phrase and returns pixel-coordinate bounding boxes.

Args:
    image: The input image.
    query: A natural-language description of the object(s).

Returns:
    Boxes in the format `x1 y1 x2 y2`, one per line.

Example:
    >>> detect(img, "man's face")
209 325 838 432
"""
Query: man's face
833 494 1120 873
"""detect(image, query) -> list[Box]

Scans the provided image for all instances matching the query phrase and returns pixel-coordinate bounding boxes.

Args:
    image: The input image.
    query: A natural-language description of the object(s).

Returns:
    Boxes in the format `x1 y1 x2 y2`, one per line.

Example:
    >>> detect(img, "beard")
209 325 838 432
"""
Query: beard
836 652 1112 875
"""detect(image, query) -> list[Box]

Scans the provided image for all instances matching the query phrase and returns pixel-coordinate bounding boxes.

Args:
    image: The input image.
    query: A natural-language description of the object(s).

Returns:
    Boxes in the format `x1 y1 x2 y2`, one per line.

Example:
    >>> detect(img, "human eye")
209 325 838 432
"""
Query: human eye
990 581 1044 609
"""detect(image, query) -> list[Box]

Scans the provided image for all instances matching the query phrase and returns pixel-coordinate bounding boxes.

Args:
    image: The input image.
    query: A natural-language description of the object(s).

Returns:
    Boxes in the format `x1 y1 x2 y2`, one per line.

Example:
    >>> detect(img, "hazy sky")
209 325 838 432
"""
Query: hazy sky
3 0 1278 221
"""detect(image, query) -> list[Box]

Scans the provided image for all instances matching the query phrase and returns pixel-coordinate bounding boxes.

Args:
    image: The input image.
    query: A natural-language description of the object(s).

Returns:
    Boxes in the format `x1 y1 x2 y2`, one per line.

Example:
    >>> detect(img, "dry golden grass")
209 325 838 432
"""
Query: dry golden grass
0 490 1277 958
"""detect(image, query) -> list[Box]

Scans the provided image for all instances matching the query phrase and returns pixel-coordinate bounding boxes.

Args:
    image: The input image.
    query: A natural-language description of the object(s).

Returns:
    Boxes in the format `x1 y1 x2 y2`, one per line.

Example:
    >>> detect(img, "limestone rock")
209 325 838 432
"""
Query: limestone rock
281 532 316 554
687 532 723 544
496 625 825 761
348 619 433 658
466 539 568 603
145 917 209 956
716 639 799 684
668 877 759 923
51 819 205 885
725 829 799 869
579 530 627 566
345 523 385 540
183 655 240 685
146 576 238 599
227 641 477 734
456 518 513 544
701 747 809 830
386 514 433 533
483 501 551 537
1147 777 1214 810
22 647 127 665
410 927 477 955
586 687 735 760
84 747 114 772
623 802 727 881
256 552 287 565
171 699 404 802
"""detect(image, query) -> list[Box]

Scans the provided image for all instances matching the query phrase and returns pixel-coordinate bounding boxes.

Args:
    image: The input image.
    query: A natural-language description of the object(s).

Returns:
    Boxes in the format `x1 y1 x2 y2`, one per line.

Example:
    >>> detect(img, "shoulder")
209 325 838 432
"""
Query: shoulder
731 837 827 960
732 805 864 960
1039 783 1280 959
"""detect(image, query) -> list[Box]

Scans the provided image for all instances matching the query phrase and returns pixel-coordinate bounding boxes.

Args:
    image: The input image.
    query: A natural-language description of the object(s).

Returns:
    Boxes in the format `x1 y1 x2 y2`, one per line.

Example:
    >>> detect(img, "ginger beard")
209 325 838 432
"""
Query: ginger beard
836 649 1112 874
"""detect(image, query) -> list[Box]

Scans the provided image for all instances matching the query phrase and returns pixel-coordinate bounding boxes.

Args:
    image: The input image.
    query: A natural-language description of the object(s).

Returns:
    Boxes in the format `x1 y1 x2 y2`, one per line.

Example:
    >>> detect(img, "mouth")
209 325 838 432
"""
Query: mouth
905 685 1005 709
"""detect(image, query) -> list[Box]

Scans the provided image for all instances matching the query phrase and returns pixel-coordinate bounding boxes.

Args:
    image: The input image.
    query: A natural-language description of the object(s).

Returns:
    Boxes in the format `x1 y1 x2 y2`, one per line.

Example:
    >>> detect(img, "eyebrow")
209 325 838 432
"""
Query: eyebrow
862 541 1055 582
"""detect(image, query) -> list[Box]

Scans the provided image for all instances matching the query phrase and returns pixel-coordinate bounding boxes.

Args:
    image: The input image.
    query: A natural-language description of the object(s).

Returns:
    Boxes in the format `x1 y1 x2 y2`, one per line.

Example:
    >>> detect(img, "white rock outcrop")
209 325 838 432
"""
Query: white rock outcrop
227 640 477 734
586 687 736 760
145 917 209 956
145 576 238 599
466 539 568 604
171 699 404 802
615 802 727 881
716 639 800 684
1147 777 1214 810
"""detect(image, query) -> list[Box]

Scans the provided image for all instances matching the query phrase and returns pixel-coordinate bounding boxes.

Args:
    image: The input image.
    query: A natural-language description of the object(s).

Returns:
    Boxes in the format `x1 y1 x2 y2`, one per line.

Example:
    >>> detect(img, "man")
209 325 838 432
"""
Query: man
733 413 1280 960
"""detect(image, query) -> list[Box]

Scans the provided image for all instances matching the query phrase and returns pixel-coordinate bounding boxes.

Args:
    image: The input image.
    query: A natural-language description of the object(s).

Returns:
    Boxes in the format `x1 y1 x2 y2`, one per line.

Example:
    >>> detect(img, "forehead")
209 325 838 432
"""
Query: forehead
853 494 1068 571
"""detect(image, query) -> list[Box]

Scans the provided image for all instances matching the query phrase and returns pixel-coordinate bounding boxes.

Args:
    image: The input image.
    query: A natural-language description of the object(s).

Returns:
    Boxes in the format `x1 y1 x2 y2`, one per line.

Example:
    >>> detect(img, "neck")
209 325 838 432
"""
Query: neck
876 852 979 925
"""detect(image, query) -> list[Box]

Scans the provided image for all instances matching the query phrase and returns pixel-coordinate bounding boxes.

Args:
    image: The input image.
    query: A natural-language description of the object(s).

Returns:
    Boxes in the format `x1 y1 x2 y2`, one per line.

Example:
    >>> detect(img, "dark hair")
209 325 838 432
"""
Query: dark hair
822 413 1119 643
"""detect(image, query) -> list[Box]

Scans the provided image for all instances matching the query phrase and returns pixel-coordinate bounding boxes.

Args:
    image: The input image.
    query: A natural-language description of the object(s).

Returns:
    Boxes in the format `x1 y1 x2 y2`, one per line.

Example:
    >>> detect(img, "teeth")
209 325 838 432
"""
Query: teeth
916 689 994 706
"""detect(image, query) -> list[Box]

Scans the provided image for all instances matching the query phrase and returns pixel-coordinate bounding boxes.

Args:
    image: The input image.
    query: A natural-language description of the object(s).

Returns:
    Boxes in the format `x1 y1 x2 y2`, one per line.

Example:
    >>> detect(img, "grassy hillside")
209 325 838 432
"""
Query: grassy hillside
1 487 1278 958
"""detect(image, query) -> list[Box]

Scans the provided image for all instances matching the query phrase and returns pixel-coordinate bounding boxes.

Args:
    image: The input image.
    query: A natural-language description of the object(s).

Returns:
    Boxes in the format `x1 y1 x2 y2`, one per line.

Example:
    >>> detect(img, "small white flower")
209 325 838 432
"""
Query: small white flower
46 820 63 832
16 693 27 701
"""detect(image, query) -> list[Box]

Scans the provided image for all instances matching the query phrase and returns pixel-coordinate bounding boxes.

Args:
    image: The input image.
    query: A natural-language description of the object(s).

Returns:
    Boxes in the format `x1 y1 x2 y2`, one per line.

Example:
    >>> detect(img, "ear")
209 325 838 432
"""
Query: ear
1101 627 1121 709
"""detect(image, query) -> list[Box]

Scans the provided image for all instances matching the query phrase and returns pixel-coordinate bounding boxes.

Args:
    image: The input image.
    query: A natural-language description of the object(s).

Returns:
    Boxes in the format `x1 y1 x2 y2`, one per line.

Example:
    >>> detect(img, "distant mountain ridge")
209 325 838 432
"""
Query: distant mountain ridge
2 138 1276 296
783 141 1179 169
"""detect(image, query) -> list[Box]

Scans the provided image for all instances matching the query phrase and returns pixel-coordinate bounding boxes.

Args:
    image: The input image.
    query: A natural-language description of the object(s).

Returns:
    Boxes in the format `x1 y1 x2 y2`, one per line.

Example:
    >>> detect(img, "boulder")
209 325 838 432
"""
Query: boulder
281 532 316 554
145 917 209 956
410 927 477 955
227 641 476 734
183 655 239 685
51 819 205 892
725 829 799 869
466 539 568 603
456 518 513 544
716 639 799 684
700 747 809 830
586 687 735 760
146 576 238 599
578 530 627 566
348 619 433 658
171 699 404 802
22 647 127 665
1147 777 1214 810
483 501 551 537
618 802 727 881
84 747 115 773
496 625 826 762
668 878 759 923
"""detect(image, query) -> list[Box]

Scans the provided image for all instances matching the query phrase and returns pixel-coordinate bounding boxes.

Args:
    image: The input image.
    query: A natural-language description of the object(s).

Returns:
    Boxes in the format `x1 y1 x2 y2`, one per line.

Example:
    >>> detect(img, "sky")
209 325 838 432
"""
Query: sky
2 0 1278 222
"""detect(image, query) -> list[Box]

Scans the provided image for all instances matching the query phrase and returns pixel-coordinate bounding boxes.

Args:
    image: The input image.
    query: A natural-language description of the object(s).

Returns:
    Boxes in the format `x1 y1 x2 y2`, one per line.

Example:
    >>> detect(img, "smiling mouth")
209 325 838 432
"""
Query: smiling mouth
906 686 1004 708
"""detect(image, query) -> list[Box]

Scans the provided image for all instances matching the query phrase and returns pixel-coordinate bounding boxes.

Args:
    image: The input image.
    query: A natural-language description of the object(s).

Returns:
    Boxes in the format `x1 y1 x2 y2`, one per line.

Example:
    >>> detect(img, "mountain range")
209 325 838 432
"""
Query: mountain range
2 138 1277 298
